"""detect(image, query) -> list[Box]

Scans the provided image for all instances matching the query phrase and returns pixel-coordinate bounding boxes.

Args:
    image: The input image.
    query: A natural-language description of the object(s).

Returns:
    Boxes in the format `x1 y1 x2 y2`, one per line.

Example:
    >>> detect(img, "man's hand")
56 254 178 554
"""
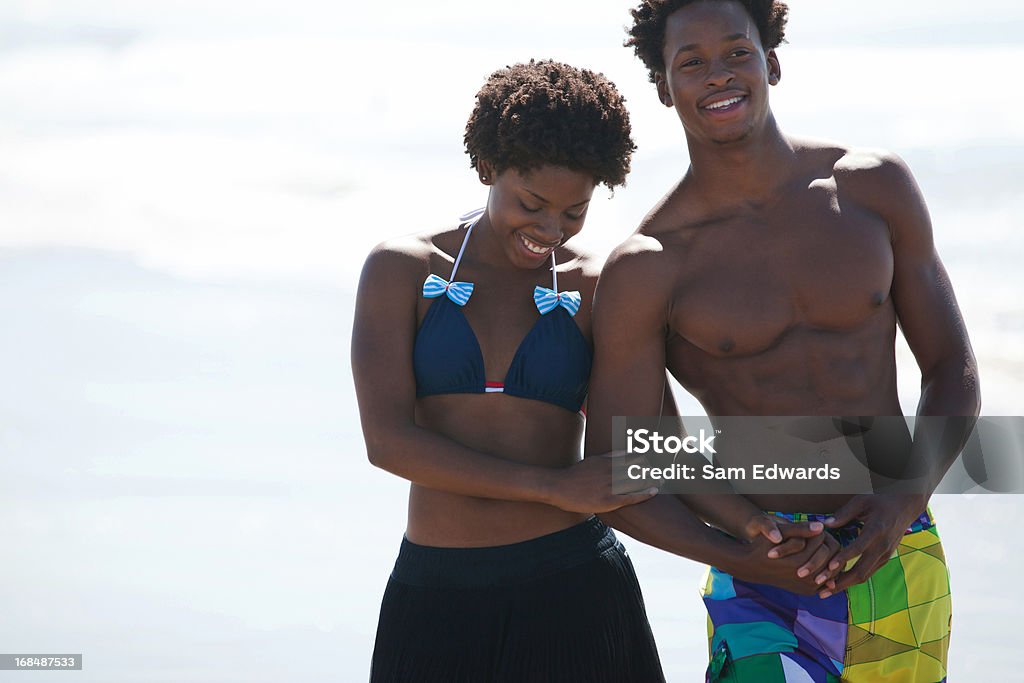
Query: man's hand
733 513 843 591
728 529 842 595
546 453 659 513
819 494 928 597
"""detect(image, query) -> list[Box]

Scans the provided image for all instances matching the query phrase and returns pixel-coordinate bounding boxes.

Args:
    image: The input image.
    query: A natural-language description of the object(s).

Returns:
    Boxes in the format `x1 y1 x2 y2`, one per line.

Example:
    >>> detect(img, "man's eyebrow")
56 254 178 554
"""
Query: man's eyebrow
525 188 590 207
674 33 752 56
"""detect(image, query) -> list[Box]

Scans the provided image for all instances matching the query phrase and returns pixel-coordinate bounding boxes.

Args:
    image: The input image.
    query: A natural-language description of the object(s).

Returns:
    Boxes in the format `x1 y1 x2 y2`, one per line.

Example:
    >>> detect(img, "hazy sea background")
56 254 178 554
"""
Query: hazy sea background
1 1 1022 680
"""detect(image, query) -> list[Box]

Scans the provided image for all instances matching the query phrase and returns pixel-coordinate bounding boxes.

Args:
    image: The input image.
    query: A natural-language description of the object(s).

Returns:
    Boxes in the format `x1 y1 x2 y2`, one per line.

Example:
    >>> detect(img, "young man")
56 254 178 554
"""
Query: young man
585 1 980 681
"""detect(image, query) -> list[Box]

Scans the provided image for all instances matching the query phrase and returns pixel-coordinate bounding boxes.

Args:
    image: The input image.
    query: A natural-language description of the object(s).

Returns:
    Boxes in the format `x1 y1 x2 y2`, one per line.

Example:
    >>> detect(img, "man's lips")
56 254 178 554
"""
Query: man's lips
700 91 747 111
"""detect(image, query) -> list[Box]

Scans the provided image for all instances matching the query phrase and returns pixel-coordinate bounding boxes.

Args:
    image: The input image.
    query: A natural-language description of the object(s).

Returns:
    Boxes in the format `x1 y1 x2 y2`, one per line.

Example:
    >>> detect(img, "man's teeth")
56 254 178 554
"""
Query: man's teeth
520 234 553 255
705 96 743 110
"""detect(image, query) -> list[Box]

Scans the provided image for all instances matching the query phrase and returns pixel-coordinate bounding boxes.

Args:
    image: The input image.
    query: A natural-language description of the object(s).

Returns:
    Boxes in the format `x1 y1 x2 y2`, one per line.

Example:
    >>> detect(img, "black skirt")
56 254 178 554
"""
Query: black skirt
370 517 664 683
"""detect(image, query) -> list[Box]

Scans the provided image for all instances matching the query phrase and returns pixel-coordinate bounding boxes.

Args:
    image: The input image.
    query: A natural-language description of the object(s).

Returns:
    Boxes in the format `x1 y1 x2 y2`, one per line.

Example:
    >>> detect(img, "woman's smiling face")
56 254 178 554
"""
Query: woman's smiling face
482 164 595 269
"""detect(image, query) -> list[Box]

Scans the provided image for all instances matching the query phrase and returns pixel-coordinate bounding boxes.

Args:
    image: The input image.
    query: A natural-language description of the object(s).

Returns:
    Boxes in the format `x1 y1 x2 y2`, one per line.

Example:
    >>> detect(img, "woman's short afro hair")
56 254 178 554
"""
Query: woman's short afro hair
464 59 636 189
625 0 789 83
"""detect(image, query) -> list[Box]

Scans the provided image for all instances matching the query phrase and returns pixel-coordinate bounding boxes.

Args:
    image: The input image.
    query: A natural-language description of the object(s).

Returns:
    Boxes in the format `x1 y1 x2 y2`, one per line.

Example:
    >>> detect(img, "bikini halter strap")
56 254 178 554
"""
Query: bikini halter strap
450 208 558 293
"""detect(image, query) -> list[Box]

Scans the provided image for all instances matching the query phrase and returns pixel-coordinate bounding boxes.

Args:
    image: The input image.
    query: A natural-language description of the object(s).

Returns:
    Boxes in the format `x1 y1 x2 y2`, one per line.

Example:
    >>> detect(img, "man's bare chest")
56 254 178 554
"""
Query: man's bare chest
665 188 894 357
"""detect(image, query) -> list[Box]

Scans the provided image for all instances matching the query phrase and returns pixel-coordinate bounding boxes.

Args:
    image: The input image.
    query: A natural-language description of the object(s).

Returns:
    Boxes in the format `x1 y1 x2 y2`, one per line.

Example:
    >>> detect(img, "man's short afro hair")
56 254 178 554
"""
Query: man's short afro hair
464 59 636 189
626 0 789 83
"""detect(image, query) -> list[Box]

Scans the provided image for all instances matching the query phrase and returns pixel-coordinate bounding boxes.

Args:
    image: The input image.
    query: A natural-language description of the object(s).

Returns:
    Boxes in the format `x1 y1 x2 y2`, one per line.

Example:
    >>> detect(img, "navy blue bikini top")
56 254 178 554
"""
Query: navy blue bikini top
413 209 592 413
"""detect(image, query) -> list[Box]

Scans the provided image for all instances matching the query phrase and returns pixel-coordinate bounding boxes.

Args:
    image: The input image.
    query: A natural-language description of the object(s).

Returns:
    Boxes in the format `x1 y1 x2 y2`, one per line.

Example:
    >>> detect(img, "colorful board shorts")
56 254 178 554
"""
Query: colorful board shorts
701 509 950 682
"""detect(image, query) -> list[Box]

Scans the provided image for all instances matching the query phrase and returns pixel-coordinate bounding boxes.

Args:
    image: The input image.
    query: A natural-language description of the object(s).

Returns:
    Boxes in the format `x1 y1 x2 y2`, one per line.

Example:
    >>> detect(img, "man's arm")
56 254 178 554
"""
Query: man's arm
586 239 834 592
824 152 981 593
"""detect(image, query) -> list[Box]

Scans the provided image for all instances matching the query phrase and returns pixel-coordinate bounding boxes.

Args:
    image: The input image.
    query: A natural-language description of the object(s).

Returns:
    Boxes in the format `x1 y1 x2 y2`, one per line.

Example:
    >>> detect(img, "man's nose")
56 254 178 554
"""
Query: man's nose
705 62 735 89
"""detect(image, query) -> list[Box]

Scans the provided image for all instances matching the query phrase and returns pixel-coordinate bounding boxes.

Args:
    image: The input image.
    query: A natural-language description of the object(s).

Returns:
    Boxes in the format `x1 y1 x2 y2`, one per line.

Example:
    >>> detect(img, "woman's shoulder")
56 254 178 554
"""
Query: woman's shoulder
362 224 465 282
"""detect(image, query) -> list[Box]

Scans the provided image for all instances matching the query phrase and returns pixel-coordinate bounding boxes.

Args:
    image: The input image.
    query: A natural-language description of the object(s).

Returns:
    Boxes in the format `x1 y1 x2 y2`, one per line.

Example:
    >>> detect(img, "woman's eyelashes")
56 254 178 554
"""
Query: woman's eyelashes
519 199 586 220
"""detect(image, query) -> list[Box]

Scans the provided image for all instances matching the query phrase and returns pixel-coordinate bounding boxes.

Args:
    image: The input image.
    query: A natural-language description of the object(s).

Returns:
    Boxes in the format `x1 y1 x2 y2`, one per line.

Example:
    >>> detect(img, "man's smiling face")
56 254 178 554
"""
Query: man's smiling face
656 0 781 145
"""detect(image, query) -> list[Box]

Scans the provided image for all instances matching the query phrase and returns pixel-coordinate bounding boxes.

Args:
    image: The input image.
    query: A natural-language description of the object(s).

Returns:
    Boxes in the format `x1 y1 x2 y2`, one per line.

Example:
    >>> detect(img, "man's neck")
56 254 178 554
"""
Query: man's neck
683 114 796 204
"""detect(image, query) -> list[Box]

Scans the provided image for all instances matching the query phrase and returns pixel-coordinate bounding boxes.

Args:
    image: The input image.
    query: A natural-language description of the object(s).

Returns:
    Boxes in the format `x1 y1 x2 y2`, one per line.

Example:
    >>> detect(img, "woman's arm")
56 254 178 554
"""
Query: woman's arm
351 239 656 512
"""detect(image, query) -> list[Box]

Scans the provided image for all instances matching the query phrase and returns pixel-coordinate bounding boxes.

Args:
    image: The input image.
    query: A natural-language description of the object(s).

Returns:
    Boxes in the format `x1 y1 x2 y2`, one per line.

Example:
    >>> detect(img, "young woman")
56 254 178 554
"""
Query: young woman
352 60 665 682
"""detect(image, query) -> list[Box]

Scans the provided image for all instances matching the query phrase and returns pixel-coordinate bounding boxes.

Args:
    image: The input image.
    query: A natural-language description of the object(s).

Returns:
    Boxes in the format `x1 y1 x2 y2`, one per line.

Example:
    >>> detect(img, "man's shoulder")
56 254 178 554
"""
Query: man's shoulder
790 137 909 180
791 138 919 214
556 242 603 281
832 146 920 218
832 145 911 183
600 232 678 295
600 184 710 281
792 140 930 244
594 232 675 323
606 231 670 268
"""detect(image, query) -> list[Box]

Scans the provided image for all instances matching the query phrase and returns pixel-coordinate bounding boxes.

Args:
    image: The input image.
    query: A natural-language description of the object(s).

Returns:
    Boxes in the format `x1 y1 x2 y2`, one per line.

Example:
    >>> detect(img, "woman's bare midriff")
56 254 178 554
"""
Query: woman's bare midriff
406 393 589 547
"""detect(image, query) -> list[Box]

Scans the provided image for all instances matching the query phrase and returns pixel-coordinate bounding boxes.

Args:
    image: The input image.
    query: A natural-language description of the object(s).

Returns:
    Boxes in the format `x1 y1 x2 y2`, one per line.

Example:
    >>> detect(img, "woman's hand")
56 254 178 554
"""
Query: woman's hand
546 452 659 513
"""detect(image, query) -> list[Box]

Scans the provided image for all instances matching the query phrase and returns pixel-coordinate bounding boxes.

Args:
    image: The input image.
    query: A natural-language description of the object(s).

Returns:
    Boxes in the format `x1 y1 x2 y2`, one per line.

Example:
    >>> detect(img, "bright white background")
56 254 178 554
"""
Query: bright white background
1 1 1022 680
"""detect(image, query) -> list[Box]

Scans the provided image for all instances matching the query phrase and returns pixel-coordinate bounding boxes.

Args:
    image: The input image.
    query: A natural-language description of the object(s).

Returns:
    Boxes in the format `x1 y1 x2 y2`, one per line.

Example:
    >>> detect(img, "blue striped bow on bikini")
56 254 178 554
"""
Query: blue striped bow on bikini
533 286 581 317
422 273 474 306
